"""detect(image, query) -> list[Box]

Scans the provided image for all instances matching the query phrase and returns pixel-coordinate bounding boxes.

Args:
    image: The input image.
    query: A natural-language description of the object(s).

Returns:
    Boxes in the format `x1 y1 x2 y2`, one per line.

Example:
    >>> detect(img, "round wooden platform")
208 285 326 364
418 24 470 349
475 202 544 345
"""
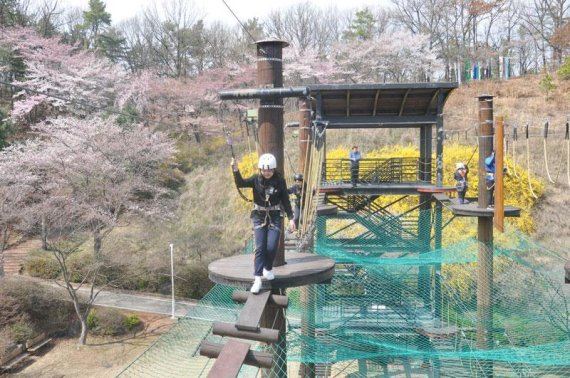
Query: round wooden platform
451 203 521 217
208 252 335 289
416 186 457 193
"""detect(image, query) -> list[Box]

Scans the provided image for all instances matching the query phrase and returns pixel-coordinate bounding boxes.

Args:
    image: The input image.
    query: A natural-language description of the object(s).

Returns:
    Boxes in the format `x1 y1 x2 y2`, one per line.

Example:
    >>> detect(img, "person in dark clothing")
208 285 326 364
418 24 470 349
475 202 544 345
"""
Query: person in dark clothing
349 145 362 187
231 153 296 294
485 152 496 208
288 173 305 229
454 162 469 204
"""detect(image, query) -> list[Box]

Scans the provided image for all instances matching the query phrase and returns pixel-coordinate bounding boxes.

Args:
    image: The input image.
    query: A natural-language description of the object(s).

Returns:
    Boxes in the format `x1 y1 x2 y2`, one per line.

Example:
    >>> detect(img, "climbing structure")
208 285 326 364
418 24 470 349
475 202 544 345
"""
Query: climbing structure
118 42 570 378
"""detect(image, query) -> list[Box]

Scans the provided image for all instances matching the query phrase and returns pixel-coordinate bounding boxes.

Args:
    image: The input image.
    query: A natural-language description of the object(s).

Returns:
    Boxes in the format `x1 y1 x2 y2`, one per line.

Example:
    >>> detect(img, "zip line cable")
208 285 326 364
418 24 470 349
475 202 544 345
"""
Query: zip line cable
221 0 259 46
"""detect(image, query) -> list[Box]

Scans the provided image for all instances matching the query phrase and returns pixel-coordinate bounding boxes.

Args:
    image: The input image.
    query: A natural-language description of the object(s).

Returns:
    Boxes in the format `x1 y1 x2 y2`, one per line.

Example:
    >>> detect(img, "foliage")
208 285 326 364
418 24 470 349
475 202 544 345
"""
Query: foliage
87 307 132 336
24 252 61 279
539 72 557 100
557 56 570 80
343 7 376 41
175 263 214 299
123 314 142 332
8 322 34 344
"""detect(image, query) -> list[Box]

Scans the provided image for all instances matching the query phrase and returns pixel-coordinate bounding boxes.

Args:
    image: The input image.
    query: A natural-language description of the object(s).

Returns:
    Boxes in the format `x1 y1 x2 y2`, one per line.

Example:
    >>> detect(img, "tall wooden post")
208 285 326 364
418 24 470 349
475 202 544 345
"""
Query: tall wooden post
494 116 504 232
256 39 289 378
477 94 494 378
298 97 316 377
418 126 433 307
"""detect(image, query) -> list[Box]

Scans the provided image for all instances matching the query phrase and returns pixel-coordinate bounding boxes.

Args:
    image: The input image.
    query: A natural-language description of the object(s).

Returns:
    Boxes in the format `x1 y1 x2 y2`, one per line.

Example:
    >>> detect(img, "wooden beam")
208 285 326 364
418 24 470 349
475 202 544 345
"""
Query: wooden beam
495 116 505 232
212 322 279 344
232 290 288 308
425 89 440 115
398 89 411 116
346 90 351 117
200 341 273 369
235 290 271 331
372 89 380 116
206 340 250 378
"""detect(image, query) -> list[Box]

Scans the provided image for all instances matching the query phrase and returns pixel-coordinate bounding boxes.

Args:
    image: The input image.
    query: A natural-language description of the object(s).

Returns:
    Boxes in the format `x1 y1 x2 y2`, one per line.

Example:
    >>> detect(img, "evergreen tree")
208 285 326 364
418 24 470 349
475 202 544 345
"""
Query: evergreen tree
82 0 111 49
343 7 376 41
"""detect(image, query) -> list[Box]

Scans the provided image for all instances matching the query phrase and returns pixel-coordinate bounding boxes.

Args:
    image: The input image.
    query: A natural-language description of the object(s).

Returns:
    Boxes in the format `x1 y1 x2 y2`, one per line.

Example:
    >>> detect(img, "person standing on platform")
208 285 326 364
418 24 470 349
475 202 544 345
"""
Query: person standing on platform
288 173 305 229
231 153 296 294
485 152 496 208
349 145 362 187
454 162 469 204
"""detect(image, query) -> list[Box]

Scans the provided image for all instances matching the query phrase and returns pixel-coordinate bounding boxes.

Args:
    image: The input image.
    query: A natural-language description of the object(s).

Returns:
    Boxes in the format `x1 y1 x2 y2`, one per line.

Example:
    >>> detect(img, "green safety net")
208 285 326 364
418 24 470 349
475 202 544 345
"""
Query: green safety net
119 208 570 377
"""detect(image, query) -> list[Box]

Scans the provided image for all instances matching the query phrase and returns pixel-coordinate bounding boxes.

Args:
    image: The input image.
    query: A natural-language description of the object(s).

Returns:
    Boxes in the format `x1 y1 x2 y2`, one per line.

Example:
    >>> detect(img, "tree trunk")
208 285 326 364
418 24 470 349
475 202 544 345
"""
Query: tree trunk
79 317 88 345
94 229 102 259
41 215 48 250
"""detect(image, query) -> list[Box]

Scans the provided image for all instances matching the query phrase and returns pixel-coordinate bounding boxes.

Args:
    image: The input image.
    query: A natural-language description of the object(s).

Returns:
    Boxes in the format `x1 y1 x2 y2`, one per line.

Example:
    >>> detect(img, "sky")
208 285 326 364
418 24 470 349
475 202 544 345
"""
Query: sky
60 0 387 25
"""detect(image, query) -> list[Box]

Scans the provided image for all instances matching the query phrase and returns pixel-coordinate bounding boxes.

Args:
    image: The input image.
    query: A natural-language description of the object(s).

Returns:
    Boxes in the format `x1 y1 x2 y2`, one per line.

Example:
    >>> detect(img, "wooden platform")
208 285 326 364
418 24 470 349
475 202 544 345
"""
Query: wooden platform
432 193 521 218
208 252 335 289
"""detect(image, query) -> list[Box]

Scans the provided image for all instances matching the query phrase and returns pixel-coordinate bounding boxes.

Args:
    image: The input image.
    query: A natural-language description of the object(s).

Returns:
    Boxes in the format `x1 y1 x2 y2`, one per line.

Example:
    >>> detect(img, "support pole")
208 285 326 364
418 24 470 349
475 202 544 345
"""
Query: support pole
477 94 494 378
494 116 504 232
256 39 289 378
297 96 316 378
418 126 433 307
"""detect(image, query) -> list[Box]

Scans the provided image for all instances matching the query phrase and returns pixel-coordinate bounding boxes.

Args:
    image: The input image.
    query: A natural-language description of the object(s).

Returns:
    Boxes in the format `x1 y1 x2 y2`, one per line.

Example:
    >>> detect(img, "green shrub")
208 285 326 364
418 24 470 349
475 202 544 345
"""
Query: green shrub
9 322 34 344
87 309 98 329
123 314 142 332
87 307 128 336
24 254 61 279
175 263 214 299
557 56 570 80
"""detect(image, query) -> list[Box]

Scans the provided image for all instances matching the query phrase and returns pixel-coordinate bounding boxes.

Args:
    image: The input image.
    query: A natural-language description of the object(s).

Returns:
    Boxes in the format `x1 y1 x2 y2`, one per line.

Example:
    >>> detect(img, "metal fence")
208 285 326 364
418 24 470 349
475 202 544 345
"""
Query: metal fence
322 158 428 185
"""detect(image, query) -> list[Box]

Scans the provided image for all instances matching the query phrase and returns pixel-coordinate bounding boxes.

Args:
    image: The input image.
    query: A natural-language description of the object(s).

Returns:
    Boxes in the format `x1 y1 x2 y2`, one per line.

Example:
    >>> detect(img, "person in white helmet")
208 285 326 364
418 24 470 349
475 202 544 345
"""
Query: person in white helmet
454 162 469 204
231 153 296 294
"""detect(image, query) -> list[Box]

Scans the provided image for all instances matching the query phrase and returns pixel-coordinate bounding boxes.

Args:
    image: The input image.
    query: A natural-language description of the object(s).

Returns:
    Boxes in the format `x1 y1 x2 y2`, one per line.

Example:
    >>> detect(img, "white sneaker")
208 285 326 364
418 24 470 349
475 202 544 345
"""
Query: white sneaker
263 268 275 281
250 276 262 294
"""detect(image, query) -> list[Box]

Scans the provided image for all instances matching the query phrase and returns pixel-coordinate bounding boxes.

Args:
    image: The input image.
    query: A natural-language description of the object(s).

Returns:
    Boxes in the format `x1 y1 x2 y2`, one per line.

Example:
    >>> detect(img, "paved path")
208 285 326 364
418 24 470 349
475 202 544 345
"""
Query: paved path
84 289 196 318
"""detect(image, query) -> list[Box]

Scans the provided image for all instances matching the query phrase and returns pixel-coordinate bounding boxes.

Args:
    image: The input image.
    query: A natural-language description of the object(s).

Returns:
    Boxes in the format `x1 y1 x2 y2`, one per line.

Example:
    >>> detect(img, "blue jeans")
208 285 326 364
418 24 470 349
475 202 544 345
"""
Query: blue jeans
252 211 282 277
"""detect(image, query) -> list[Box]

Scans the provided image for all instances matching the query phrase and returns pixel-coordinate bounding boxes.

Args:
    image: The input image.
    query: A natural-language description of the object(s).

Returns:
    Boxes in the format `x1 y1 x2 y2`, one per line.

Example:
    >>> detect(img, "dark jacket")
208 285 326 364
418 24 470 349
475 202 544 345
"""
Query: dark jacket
233 170 294 219
454 166 469 191
288 183 305 208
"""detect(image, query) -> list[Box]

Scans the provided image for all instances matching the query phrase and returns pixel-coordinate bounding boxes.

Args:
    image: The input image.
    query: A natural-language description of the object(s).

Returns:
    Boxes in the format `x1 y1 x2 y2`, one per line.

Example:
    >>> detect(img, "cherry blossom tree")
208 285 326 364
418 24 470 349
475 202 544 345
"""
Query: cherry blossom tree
0 27 126 124
333 31 443 83
0 116 176 344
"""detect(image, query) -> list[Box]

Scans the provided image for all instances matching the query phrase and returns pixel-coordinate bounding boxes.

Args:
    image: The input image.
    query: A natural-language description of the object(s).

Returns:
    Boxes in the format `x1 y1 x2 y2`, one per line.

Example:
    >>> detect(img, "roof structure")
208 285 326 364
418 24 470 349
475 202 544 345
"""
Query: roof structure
307 82 458 128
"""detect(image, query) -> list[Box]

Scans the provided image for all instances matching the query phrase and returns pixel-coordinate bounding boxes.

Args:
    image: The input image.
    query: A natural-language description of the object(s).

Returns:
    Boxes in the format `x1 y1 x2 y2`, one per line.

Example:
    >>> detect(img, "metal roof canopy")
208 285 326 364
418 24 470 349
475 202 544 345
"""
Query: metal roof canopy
308 83 458 129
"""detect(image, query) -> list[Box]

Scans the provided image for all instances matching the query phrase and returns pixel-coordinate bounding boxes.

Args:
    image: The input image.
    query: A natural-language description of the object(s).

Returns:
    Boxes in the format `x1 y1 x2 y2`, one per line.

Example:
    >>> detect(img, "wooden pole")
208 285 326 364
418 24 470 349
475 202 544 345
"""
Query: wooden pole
256 40 289 378
477 94 494 378
297 97 316 378
494 116 504 232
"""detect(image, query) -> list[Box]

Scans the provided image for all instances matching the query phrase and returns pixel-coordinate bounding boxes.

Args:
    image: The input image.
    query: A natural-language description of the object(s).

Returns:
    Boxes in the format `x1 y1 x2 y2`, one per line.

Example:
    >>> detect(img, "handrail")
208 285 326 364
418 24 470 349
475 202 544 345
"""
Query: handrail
322 158 429 185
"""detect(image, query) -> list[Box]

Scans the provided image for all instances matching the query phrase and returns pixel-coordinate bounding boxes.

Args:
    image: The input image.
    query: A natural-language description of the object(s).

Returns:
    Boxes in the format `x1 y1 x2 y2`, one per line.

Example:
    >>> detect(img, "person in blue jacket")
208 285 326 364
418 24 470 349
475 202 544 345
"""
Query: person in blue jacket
485 152 496 207
231 153 296 294
349 145 362 187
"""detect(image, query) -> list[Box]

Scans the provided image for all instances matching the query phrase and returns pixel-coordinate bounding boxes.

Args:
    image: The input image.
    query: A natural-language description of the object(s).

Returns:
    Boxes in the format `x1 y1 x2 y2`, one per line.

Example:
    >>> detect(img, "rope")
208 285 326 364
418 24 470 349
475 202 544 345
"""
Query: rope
525 125 539 199
512 126 520 178
542 121 556 183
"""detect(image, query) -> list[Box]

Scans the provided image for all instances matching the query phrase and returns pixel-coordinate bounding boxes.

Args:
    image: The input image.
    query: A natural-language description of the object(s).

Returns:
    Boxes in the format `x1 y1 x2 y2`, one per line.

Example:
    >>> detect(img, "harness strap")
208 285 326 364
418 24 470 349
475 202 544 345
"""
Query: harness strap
253 204 281 211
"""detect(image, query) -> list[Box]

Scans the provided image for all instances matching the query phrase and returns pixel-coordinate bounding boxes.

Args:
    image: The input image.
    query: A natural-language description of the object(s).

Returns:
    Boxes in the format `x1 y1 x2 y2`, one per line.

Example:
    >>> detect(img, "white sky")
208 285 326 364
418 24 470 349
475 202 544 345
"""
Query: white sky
60 0 388 25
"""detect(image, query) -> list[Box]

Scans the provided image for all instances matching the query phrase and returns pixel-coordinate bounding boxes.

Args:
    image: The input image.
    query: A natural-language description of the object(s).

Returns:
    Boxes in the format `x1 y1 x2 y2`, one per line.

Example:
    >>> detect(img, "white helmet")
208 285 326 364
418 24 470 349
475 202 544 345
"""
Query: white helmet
456 162 465 169
258 153 277 170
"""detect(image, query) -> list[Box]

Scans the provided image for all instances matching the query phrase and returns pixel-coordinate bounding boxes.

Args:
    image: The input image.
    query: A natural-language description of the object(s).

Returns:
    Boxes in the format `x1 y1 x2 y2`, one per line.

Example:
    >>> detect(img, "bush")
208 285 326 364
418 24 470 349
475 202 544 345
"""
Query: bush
24 253 61 279
123 314 142 332
0 276 74 335
87 307 132 336
557 56 570 80
9 322 34 344
176 263 214 299
87 309 98 329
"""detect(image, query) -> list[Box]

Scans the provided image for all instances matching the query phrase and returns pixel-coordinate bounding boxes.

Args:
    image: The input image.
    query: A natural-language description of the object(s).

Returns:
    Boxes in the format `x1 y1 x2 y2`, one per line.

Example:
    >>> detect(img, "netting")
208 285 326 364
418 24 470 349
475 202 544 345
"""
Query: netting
119 208 570 377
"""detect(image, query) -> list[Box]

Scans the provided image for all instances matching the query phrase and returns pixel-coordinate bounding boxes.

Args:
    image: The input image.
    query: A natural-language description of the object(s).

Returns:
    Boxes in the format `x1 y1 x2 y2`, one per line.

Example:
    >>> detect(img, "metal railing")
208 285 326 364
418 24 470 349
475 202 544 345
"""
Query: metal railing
322 158 429 185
